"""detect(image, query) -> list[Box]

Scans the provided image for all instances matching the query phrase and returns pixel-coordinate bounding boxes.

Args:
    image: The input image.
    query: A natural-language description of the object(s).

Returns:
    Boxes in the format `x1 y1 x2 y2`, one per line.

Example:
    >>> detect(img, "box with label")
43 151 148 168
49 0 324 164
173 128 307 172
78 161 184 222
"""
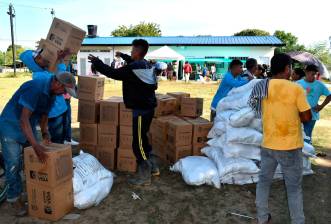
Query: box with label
80 123 98 145
26 179 73 221
117 148 137 172
120 125 132 136
119 134 133 148
185 117 212 145
152 138 167 161
154 95 177 117
166 144 192 163
181 97 203 118
98 124 117 147
46 17 86 55
78 100 100 123
79 144 97 157
97 146 116 170
167 92 190 114
24 144 73 187
78 76 105 101
99 97 123 125
37 39 59 70
119 103 133 126
167 119 193 147
152 116 180 142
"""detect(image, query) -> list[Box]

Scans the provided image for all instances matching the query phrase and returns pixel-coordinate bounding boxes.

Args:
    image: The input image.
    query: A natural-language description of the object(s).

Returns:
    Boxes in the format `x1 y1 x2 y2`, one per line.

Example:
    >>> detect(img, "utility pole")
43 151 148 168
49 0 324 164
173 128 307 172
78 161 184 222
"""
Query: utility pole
51 8 55 18
7 4 16 75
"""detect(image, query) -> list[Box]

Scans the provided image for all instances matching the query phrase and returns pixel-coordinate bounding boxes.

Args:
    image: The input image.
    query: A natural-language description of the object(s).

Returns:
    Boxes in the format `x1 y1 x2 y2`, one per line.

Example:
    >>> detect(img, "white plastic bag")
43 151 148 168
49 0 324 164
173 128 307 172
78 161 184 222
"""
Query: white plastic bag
221 173 259 185
207 135 225 148
227 79 262 96
73 152 114 209
226 126 263 146
302 142 316 157
223 143 261 161
207 121 226 138
214 110 237 122
249 119 263 133
216 92 251 111
170 156 221 189
229 108 255 127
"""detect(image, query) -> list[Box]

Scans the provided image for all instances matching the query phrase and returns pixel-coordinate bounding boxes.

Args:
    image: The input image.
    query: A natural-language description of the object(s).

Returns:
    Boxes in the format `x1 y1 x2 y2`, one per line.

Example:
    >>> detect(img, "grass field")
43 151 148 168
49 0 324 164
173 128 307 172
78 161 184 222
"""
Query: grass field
0 74 331 224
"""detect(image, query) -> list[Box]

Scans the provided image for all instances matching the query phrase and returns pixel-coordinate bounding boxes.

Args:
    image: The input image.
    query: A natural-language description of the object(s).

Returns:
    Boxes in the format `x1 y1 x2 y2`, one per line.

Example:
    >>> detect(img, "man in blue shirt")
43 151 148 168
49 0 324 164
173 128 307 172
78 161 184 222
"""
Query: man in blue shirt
19 49 72 144
297 64 331 145
210 59 252 121
0 72 77 215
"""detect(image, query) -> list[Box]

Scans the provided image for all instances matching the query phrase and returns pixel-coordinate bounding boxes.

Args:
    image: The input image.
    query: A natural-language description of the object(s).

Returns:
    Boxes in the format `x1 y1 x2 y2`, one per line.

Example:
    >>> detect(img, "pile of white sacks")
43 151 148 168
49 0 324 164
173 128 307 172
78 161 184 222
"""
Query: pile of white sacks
171 80 315 188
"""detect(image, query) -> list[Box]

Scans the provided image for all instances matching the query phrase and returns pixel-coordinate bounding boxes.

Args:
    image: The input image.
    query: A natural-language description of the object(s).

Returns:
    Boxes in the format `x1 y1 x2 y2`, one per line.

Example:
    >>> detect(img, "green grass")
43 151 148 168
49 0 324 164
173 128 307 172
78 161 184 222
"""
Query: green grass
0 76 330 151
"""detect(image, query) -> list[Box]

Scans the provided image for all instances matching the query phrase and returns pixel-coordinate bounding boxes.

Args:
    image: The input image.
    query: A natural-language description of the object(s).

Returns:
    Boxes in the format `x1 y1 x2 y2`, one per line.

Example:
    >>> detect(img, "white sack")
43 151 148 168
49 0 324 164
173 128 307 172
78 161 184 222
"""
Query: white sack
249 119 263 133
302 142 316 157
207 121 226 138
214 110 237 123
73 152 114 209
221 173 259 185
170 156 221 189
227 79 262 96
207 136 224 148
216 92 250 111
226 126 263 146
229 108 255 127
223 143 261 161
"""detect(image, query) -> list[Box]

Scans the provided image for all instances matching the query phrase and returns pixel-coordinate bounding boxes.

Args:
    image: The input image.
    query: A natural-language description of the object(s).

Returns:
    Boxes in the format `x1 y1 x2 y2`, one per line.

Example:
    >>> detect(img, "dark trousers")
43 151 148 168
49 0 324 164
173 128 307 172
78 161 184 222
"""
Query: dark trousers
48 113 65 144
63 99 72 142
132 109 154 164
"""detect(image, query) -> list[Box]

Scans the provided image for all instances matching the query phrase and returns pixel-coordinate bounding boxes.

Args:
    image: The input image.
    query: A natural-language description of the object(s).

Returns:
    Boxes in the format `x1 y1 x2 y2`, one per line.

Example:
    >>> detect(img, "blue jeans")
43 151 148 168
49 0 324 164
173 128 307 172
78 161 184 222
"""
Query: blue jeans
63 99 72 141
0 136 23 202
256 148 304 224
303 120 316 144
48 113 65 144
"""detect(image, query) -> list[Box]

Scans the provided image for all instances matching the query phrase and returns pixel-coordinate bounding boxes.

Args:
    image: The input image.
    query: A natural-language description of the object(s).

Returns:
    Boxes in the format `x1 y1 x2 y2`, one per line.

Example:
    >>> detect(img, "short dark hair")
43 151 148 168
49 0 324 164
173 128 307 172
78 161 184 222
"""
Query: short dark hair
258 64 265 73
305 64 318 73
270 53 292 76
229 59 243 69
132 39 149 56
246 58 258 70
294 68 305 79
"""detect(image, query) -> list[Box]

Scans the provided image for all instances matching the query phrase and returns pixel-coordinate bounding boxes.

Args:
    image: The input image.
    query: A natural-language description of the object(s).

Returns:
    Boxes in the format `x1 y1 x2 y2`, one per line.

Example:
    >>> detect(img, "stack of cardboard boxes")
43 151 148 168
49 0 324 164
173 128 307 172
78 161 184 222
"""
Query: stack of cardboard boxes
37 18 86 71
24 144 73 221
150 92 212 164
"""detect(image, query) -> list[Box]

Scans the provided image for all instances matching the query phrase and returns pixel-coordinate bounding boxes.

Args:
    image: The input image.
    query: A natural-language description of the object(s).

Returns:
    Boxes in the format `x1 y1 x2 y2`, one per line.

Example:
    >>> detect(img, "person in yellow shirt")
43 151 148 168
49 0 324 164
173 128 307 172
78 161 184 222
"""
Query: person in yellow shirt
254 54 312 224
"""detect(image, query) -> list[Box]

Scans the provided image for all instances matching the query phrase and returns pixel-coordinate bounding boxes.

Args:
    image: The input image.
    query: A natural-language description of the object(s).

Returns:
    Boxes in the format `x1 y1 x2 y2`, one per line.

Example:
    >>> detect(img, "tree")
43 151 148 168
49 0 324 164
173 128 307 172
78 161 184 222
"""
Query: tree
234 29 270 36
273 30 305 54
0 51 4 66
306 42 331 68
5 44 26 65
111 22 161 37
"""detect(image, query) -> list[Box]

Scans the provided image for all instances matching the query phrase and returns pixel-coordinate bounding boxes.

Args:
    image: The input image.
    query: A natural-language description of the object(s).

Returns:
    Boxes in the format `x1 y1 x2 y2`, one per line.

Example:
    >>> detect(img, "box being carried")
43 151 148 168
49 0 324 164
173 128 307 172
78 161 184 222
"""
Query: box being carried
24 144 73 188
181 97 203 118
78 76 105 101
37 39 59 70
46 17 86 55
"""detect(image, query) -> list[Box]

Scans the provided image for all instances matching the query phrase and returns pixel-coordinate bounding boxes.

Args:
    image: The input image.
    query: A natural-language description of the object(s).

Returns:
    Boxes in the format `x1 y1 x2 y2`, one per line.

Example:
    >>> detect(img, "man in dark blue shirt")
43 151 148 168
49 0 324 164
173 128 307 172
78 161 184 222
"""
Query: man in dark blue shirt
0 72 76 214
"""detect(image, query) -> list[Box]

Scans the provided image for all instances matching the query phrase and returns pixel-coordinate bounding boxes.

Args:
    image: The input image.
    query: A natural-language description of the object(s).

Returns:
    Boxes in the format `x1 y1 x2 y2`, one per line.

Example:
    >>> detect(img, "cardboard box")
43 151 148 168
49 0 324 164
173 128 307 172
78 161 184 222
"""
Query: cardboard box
79 144 97 157
78 100 100 123
26 179 73 221
167 119 193 147
154 95 177 117
152 116 180 142
97 146 116 170
166 144 192 163
80 123 98 145
167 92 190 114
99 97 123 125
181 97 203 118
185 117 212 145
46 17 86 55
78 76 105 101
24 144 72 187
152 138 167 160
120 103 133 126
120 125 132 136
98 124 117 147
117 148 137 172
37 39 59 70
119 134 133 148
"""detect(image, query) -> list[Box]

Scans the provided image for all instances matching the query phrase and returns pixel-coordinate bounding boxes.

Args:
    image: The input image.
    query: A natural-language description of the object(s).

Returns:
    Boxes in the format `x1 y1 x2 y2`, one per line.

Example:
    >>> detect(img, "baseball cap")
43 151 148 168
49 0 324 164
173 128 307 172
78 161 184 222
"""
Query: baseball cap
55 72 78 98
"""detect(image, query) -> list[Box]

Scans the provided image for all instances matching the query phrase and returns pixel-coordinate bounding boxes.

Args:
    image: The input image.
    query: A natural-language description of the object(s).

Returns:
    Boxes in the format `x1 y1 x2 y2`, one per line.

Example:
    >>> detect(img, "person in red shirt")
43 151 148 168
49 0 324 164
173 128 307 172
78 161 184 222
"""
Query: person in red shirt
183 61 192 83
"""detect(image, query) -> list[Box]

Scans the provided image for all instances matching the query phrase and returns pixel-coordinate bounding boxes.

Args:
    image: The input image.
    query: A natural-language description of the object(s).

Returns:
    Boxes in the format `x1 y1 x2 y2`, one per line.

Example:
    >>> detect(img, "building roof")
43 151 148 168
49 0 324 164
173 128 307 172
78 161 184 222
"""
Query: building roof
82 36 284 47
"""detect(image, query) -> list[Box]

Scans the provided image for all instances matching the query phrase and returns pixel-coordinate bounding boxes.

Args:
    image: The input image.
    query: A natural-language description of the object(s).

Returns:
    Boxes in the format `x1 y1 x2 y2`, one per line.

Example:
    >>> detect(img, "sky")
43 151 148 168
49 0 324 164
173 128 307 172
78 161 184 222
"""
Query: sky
0 0 330 51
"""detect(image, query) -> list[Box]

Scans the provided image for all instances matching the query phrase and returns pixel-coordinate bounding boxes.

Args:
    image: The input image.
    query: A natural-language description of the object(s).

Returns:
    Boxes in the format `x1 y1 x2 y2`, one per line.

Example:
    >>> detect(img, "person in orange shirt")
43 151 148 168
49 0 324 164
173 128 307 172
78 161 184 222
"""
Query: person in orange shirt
251 54 312 224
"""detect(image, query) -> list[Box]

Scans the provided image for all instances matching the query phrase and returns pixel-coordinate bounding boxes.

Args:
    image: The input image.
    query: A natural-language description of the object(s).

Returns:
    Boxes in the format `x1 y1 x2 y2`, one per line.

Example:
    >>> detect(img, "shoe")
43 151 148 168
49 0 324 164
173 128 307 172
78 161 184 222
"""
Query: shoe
64 139 79 146
128 161 152 186
150 155 160 176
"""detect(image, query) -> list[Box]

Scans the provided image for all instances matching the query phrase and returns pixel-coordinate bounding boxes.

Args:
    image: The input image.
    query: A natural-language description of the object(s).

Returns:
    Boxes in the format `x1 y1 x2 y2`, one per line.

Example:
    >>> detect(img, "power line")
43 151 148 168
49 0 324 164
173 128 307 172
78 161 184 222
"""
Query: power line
0 1 53 11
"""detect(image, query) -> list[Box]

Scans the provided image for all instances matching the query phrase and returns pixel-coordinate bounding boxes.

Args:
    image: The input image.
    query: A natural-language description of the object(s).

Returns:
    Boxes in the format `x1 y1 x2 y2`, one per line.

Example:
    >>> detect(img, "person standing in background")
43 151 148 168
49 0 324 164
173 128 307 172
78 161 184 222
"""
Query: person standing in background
242 58 258 80
211 64 217 81
255 64 266 79
183 61 192 83
297 64 331 145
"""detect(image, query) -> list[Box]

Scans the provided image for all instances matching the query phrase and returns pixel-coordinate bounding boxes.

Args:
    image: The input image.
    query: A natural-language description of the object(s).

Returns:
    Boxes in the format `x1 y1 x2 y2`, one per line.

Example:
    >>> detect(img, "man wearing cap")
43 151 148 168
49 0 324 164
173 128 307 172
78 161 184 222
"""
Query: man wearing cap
0 71 77 215
19 49 74 144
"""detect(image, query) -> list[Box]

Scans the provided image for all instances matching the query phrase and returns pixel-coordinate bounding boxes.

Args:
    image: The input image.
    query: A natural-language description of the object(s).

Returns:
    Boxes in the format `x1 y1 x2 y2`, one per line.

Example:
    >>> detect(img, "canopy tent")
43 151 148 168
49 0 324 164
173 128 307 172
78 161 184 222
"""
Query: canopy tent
288 51 330 80
146 46 185 60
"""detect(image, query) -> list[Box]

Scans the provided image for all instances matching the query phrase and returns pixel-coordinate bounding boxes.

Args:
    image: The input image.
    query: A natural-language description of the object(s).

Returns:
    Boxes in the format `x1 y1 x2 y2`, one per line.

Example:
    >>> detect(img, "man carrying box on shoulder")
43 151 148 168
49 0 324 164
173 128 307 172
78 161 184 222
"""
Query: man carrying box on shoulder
0 70 77 216
249 53 312 224
88 39 158 186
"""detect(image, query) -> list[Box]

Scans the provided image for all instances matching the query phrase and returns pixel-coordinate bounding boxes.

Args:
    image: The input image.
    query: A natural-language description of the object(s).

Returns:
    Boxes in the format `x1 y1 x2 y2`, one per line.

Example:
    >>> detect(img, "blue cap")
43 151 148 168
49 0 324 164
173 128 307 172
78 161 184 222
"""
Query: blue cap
19 50 44 72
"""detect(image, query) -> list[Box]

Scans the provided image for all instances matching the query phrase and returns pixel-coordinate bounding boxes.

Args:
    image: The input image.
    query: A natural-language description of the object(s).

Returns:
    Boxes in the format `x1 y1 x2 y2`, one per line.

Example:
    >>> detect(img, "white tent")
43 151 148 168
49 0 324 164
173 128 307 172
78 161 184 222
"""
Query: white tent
146 46 185 60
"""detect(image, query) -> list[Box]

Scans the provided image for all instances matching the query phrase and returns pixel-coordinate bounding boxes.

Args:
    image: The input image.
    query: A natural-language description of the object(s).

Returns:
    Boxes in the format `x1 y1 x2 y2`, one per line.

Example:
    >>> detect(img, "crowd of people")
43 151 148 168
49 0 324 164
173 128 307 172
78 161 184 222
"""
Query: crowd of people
0 38 330 223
